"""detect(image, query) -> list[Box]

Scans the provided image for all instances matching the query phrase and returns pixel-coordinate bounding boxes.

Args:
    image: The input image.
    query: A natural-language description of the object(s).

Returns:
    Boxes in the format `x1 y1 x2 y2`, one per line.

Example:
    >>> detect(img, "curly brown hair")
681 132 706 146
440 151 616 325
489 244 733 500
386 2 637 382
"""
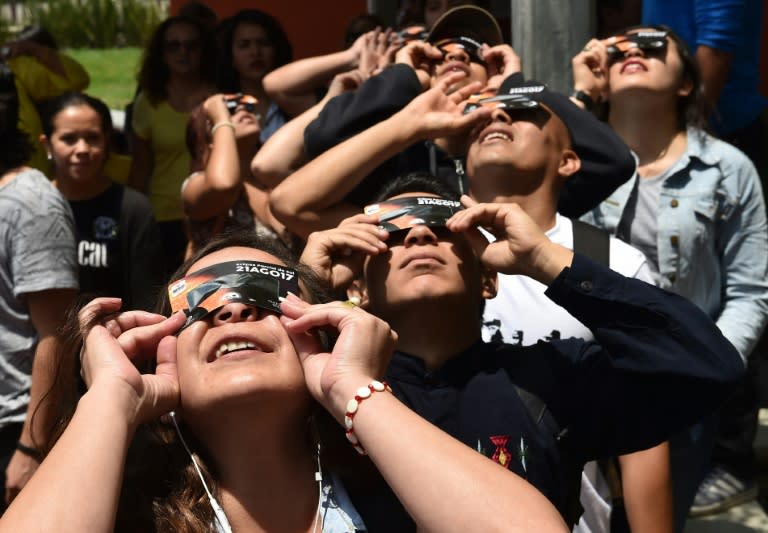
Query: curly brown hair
137 15 216 106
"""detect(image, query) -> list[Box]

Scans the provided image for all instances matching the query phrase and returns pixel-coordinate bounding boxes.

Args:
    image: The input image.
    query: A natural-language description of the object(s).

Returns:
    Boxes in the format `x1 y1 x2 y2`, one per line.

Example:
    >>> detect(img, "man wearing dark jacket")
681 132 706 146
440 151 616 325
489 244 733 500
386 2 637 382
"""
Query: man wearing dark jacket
300 171 743 531
299 6 635 217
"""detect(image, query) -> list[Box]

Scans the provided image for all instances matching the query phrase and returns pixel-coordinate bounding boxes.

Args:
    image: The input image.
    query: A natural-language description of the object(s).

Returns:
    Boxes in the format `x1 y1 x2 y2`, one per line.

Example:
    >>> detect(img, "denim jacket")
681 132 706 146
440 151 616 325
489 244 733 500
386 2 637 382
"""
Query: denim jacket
582 129 768 361
214 471 366 533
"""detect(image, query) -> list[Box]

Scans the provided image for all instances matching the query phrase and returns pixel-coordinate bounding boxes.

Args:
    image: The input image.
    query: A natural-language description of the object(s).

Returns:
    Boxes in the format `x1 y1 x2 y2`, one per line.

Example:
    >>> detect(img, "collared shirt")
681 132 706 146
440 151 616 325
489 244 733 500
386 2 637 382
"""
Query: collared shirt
259 101 288 144
347 254 744 531
583 128 768 361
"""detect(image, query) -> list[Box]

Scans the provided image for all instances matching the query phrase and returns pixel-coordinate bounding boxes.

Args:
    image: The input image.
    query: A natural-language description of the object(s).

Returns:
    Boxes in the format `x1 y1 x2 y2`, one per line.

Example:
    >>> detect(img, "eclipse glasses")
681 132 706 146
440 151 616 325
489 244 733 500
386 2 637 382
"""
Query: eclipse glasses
606 31 669 60
364 196 463 233
224 93 258 115
168 260 299 330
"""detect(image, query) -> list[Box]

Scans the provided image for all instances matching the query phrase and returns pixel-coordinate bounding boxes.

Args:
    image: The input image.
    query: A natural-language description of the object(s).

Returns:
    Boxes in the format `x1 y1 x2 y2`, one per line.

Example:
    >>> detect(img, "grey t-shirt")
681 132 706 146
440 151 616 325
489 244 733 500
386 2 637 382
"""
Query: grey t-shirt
0 168 78 427
617 166 677 283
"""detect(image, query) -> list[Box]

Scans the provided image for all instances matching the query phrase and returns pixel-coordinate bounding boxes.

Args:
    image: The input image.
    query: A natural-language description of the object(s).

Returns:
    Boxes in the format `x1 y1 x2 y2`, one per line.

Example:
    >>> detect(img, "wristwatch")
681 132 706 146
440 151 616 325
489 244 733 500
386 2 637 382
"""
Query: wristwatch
571 90 596 111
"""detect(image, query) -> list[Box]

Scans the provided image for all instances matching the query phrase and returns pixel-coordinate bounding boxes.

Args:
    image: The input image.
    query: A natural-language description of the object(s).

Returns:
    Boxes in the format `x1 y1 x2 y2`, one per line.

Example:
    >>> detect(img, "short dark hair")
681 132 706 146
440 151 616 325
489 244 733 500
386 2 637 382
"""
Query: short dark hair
374 172 460 203
343 13 385 49
40 92 113 139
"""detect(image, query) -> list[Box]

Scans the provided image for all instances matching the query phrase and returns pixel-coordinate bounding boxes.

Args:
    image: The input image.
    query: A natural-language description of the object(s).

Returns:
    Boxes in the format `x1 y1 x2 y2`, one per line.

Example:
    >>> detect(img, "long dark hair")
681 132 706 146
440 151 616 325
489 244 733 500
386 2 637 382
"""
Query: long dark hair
0 63 32 173
39 231 348 532
184 103 211 173
137 15 216 105
152 233 347 532
16 24 58 49
215 9 292 93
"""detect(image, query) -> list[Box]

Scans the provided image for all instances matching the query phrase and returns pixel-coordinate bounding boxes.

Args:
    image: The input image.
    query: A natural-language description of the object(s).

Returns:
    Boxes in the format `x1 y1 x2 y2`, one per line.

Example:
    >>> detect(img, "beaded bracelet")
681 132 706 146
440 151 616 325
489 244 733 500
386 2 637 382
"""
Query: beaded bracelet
210 121 235 135
344 380 392 455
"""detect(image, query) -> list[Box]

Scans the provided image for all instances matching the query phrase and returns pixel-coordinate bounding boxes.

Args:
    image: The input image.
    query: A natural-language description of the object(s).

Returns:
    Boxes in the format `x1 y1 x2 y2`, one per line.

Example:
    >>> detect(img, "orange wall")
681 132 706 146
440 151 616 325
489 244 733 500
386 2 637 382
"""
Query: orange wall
169 0 367 59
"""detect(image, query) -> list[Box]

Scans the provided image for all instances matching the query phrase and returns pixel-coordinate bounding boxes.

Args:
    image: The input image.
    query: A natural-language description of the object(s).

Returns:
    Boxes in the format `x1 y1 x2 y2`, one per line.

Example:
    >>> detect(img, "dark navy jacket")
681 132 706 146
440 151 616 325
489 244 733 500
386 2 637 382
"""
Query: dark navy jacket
304 65 636 216
344 254 743 531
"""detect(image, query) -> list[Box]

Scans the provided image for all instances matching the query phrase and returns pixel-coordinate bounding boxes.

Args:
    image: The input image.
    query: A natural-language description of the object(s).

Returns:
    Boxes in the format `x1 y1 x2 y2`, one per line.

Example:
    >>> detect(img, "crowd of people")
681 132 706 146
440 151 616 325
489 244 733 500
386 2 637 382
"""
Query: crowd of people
0 1 766 532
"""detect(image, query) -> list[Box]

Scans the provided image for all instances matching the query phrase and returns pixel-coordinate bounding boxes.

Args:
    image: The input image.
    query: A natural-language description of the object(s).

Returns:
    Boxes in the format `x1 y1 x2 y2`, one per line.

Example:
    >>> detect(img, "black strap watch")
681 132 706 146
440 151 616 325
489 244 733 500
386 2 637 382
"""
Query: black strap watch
571 89 596 111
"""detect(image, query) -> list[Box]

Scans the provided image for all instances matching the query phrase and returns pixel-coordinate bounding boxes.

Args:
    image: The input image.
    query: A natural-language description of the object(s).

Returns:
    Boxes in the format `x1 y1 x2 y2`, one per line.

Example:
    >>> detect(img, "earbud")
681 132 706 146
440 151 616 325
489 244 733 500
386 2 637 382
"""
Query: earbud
170 412 233 533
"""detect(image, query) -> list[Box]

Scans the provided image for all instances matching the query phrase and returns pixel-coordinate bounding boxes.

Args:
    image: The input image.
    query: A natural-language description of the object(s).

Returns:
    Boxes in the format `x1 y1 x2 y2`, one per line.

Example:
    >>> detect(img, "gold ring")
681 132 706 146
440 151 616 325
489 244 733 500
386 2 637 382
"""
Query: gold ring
583 45 591 52
341 300 359 309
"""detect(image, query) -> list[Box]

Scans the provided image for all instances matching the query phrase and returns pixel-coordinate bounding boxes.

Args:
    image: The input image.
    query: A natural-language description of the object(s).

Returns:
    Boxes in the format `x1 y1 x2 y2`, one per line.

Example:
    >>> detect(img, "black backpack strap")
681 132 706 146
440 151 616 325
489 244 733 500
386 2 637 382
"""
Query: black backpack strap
513 385 549 425
514 385 583 528
573 220 630 523
571 219 610 266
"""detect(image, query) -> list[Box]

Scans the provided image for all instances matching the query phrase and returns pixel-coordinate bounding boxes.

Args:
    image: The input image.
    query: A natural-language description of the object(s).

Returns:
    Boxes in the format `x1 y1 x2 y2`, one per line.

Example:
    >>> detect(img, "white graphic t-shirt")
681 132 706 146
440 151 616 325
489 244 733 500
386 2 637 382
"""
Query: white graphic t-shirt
481 214 654 533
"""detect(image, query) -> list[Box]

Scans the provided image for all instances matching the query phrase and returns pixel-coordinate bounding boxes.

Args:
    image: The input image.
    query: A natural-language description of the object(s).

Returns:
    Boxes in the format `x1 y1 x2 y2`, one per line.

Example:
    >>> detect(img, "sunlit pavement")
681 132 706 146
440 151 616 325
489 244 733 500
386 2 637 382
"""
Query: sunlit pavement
684 409 768 533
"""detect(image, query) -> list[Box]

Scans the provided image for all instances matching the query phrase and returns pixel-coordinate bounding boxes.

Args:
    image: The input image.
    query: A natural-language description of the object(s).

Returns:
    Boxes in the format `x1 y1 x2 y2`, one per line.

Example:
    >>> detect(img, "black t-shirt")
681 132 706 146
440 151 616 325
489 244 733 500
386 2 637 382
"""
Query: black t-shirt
69 183 164 310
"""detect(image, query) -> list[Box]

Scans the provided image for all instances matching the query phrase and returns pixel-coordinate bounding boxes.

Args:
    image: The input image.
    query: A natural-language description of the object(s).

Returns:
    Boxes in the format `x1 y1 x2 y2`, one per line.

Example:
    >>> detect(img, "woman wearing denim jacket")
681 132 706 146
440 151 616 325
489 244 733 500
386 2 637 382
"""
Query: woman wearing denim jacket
572 25 768 532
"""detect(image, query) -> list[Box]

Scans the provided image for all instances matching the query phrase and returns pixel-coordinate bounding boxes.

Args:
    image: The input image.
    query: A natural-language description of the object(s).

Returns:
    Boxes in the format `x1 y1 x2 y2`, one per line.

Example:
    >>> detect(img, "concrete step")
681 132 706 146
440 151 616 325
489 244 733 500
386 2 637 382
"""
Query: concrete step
683 409 768 532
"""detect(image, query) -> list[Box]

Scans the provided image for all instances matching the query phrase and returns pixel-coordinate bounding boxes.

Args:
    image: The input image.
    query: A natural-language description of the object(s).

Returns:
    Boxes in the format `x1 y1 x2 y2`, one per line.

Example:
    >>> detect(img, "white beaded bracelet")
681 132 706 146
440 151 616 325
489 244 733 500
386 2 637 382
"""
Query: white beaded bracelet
210 121 235 135
344 380 392 455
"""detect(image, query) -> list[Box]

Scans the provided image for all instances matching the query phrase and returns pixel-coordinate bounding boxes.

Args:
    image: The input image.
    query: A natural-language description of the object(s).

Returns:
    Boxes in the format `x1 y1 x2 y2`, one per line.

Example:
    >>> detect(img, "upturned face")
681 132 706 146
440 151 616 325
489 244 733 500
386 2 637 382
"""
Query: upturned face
606 29 692 101
175 246 310 421
466 101 575 200
227 94 262 140
362 193 486 321
429 40 489 93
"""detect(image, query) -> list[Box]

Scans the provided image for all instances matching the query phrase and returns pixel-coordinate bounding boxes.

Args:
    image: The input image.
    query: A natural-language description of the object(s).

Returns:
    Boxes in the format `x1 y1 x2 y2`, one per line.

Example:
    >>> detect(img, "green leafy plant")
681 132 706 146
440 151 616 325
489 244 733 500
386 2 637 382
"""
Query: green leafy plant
0 16 12 45
122 0 163 48
24 0 165 49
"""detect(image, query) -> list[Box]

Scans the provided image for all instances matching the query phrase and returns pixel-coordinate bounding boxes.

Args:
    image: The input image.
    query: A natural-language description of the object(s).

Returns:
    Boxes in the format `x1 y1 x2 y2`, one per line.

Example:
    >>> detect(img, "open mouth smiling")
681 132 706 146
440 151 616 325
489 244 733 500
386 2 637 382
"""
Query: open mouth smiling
620 59 647 74
213 340 260 361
